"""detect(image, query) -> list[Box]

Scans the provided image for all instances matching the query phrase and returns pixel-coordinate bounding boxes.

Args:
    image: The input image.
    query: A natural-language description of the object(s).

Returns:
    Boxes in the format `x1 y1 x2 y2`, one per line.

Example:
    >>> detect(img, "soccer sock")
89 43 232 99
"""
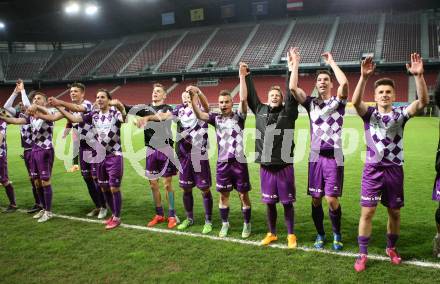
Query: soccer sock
183 191 194 220
202 191 213 222
112 191 122 218
168 208 175 218
4 184 16 206
312 203 325 235
266 203 277 234
93 180 106 208
386 233 399 248
219 207 229 223
103 188 114 214
358 236 370 255
167 191 175 213
283 203 295 234
42 185 53 211
242 207 251 224
84 177 100 208
329 205 342 235
37 186 46 209
156 206 164 216
30 180 40 205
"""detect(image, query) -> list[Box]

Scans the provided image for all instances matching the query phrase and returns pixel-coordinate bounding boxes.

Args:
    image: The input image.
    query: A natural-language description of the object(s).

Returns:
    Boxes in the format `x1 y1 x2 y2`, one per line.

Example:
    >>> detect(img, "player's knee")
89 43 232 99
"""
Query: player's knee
312 197 322 207
327 198 340 211
435 206 440 224
388 208 400 220
361 209 375 221
41 179 51 187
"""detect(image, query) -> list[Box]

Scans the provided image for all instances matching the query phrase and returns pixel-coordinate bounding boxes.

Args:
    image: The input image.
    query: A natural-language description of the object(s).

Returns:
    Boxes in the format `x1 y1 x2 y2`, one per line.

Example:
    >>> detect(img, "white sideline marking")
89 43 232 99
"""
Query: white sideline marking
15 210 440 269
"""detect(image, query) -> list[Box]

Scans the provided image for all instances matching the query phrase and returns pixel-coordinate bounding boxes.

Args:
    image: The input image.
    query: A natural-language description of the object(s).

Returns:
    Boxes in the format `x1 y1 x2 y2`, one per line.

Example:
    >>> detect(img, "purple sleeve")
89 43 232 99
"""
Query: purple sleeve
207 113 217 126
82 112 93 124
302 96 313 112
0 120 6 135
361 106 375 122
82 101 93 113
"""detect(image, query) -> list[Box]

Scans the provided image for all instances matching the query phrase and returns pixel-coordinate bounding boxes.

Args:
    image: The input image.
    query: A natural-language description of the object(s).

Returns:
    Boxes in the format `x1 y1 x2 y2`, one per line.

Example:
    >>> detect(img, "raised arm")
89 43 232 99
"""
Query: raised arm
238 62 249 115
134 112 172 128
0 115 27 125
56 106 83 123
405 53 429 117
352 56 374 117
109 99 127 122
322 52 348 100
287 47 307 104
4 92 18 116
49 97 87 113
244 68 262 113
190 91 209 122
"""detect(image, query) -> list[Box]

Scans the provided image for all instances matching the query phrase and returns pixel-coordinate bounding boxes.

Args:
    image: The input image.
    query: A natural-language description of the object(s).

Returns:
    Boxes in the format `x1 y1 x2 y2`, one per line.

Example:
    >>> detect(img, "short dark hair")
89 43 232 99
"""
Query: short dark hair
70 82 85 93
97 88 112 100
316 70 333 81
153 83 166 94
269 85 283 97
374 78 395 90
219 90 232 97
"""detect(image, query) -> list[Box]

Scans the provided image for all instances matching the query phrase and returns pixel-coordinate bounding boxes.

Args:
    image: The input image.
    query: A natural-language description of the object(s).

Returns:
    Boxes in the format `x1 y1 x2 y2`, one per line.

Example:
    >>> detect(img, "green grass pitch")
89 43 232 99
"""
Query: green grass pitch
0 115 439 283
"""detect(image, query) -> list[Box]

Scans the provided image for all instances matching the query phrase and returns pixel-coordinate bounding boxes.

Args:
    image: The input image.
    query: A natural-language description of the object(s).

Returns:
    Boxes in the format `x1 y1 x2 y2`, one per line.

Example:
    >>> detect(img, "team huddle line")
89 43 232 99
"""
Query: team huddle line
0 50 438 272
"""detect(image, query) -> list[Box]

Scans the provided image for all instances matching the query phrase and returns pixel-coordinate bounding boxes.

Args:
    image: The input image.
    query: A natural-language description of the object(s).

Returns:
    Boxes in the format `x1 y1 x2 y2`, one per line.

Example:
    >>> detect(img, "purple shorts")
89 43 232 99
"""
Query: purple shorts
308 156 344 198
179 154 211 190
260 164 296 204
23 149 32 176
433 174 440 201
30 148 54 181
0 155 9 184
361 164 404 209
145 147 177 180
216 159 250 193
97 154 123 188
79 146 97 178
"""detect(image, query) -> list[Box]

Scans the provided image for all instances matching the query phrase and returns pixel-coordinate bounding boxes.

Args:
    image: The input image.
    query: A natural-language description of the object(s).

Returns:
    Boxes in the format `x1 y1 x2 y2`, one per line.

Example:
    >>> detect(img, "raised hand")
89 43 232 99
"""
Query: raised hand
321 52 334 65
360 56 375 79
186 85 200 95
287 47 300 67
15 79 24 93
239 62 249 77
406 53 424 76
48 97 61 107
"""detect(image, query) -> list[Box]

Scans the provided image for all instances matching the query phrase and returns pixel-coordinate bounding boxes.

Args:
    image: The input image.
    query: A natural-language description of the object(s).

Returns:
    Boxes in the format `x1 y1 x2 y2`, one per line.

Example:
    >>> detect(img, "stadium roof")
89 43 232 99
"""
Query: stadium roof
0 0 439 42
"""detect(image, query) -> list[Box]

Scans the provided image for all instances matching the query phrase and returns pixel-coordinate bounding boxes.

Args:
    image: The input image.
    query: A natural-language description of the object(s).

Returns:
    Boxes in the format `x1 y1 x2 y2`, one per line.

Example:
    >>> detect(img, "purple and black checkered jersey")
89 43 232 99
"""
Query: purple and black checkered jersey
72 99 94 148
208 110 246 162
362 106 410 166
26 111 55 150
0 119 7 157
83 108 123 155
303 96 346 151
18 113 33 149
173 104 208 156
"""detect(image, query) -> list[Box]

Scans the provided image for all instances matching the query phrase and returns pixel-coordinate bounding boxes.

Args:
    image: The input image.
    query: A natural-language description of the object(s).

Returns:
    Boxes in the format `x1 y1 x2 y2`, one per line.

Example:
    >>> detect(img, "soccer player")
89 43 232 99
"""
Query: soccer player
41 83 108 219
3 80 38 213
0 114 16 213
433 72 440 258
288 48 348 250
135 85 214 234
191 76 252 238
124 83 178 229
0 92 57 222
56 89 126 229
244 59 299 248
352 54 428 271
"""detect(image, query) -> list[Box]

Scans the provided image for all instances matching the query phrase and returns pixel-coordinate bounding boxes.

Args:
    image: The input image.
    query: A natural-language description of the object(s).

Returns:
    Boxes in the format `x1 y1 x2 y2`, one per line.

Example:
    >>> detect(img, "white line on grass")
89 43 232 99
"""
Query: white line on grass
17 210 440 269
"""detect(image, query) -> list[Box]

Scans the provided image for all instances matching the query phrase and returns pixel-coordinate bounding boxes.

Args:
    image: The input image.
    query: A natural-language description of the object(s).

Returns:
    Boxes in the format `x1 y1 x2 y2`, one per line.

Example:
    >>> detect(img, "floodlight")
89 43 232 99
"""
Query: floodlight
85 4 98 16
65 2 80 14
0 22 5 29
